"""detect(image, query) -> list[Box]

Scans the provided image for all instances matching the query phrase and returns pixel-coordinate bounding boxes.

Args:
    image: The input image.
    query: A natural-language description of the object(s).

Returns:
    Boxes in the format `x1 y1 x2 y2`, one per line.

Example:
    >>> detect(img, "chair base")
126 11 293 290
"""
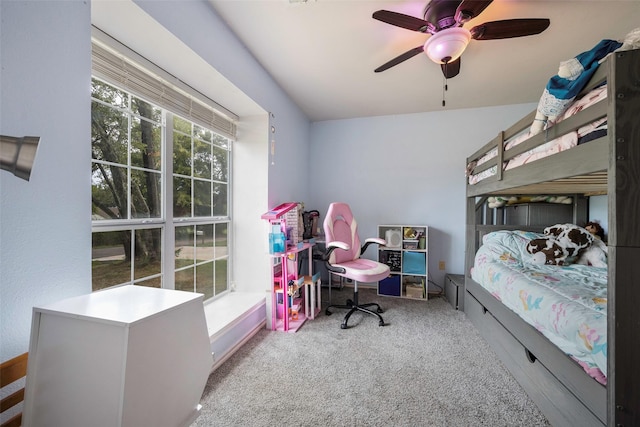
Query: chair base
325 289 385 329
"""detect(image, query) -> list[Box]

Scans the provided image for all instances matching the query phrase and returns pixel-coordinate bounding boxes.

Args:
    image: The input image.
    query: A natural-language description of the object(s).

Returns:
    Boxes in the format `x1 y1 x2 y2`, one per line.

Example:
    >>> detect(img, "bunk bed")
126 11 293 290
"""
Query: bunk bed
463 47 639 427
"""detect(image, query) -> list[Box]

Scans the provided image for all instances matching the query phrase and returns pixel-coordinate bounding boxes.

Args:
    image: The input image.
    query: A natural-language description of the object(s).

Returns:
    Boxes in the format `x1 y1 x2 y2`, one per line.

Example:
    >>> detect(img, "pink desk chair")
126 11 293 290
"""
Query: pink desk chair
322 202 390 329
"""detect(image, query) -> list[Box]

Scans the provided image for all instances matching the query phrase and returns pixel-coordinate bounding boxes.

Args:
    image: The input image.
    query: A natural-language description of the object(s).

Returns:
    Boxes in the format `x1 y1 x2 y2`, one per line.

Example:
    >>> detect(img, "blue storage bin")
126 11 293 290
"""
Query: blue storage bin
403 251 426 275
379 275 401 296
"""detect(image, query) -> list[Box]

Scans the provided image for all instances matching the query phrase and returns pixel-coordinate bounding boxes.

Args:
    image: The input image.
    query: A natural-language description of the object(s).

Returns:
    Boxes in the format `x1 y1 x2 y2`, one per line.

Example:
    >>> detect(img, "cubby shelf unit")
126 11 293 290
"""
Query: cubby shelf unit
377 225 428 300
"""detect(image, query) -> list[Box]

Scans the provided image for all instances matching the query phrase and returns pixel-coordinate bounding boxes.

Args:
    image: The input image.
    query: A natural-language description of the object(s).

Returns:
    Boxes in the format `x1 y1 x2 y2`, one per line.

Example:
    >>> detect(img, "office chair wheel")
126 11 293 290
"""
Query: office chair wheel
346 299 353 306
340 321 348 329
379 320 385 327
377 307 384 314
325 309 332 316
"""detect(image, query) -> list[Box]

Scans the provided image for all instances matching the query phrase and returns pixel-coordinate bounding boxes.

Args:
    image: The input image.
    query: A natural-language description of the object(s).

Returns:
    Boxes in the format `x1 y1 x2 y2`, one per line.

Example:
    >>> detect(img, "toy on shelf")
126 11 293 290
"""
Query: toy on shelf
287 280 300 320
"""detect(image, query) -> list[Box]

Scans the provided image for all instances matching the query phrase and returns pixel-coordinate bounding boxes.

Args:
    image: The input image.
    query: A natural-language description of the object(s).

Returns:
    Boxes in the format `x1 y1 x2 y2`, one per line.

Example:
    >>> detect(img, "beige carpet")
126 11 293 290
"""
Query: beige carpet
195 287 550 427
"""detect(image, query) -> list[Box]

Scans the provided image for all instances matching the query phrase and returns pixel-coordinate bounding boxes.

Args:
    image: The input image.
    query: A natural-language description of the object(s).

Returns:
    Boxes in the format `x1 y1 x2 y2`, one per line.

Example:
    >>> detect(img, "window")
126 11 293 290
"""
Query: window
171 116 230 300
91 81 162 221
172 116 229 219
174 224 228 299
91 228 163 291
90 33 235 301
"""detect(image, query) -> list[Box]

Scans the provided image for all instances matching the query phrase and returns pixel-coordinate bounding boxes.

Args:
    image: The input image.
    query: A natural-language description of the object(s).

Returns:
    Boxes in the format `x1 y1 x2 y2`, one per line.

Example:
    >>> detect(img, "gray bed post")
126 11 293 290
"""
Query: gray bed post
573 195 588 225
607 48 640 427
463 194 480 312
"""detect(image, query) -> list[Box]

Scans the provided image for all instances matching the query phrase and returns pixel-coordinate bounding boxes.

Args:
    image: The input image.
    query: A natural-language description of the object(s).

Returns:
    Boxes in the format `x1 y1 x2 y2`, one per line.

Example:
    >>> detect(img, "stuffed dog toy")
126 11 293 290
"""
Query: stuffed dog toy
527 223 594 265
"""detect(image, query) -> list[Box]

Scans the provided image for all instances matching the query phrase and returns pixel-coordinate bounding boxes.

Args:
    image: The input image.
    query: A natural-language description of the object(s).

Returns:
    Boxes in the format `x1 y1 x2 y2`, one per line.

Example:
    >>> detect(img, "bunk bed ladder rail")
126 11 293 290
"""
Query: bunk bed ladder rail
607 47 640 427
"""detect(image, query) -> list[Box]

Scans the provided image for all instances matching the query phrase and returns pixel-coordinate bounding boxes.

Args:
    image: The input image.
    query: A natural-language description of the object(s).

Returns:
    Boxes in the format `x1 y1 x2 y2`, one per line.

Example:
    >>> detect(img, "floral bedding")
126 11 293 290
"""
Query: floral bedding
471 230 607 384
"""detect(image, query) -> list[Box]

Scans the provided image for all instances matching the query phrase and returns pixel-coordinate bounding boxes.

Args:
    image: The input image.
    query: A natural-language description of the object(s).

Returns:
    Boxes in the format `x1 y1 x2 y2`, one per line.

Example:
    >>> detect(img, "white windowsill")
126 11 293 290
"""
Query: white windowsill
203 291 266 338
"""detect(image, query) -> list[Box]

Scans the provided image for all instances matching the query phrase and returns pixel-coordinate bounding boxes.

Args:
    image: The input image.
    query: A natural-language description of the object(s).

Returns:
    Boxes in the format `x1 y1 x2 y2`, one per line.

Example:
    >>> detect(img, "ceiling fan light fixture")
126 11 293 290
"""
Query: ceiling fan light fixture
423 27 471 64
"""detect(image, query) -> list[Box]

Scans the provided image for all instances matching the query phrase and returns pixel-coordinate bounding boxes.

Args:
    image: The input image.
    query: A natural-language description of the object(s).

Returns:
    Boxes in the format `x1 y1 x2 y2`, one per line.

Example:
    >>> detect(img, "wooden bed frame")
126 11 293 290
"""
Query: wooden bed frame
1 352 28 427
464 48 639 427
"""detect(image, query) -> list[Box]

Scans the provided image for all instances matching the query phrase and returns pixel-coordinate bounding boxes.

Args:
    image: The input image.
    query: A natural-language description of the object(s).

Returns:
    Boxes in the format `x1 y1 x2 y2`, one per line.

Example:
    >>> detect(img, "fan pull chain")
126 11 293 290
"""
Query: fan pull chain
442 69 448 107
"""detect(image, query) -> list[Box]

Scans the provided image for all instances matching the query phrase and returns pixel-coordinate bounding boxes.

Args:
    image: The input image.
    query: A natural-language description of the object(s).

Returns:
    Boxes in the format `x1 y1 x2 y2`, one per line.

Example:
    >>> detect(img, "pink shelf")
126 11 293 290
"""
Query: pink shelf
263 203 316 332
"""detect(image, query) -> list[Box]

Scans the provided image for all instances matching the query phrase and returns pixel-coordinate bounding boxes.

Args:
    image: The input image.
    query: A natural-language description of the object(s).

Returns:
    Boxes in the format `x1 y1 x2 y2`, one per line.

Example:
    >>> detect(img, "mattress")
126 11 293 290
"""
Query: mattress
471 229 607 384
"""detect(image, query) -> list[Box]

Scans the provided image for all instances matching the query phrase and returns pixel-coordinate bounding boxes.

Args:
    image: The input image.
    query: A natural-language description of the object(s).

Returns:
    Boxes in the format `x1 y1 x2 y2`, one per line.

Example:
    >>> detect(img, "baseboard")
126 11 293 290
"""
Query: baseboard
204 292 266 372
210 319 265 372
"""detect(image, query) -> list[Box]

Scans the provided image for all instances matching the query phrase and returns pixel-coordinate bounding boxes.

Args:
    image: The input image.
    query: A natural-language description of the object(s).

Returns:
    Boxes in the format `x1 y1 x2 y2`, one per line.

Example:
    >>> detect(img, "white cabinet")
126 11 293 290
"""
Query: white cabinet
377 225 429 300
23 285 213 427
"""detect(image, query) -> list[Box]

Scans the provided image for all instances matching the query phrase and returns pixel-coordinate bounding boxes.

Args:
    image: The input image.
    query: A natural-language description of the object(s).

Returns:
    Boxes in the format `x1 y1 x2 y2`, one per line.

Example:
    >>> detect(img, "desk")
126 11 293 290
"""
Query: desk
309 239 344 306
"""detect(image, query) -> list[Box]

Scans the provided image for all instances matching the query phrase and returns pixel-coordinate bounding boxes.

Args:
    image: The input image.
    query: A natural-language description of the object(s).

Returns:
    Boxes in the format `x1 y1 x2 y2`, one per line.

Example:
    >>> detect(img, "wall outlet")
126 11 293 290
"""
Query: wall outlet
439 261 446 270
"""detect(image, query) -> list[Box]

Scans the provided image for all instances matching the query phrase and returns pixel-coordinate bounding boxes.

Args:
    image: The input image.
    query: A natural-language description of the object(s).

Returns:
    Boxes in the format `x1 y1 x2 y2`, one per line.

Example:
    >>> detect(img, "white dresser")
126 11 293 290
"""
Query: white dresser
23 285 213 427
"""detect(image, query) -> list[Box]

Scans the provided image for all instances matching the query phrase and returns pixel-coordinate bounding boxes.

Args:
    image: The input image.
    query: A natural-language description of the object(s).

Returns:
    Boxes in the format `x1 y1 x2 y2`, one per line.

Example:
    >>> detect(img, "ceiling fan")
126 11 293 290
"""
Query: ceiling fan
373 0 550 78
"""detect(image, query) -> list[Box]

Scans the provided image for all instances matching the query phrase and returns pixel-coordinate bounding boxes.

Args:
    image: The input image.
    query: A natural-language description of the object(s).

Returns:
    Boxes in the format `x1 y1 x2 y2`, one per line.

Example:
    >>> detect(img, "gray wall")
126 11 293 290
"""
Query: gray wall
308 104 536 288
0 0 92 361
0 0 312 360
589 195 608 237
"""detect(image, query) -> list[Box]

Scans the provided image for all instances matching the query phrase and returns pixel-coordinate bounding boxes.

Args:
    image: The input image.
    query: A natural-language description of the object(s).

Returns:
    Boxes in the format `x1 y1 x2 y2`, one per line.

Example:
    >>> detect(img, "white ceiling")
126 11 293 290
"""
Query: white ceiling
209 0 640 121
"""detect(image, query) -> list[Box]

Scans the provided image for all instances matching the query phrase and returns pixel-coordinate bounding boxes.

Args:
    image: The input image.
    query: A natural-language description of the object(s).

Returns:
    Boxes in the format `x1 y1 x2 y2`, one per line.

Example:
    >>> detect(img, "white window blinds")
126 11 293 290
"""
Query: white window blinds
91 27 237 140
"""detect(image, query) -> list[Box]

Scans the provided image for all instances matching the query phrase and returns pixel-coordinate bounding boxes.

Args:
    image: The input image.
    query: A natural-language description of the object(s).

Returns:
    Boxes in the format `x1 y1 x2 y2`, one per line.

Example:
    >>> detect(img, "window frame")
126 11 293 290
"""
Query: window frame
91 31 235 301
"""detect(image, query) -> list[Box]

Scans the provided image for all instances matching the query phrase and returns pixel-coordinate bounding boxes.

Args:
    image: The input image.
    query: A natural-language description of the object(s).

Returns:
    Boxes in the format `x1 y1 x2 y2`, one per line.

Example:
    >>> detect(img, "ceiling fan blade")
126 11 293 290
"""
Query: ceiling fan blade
374 46 424 73
470 19 550 40
455 0 493 22
372 10 433 33
441 57 461 79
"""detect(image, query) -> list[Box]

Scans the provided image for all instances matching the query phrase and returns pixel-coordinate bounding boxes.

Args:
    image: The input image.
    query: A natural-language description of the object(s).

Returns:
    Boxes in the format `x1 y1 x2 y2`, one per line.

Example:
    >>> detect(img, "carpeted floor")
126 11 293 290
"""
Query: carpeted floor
194 287 551 427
